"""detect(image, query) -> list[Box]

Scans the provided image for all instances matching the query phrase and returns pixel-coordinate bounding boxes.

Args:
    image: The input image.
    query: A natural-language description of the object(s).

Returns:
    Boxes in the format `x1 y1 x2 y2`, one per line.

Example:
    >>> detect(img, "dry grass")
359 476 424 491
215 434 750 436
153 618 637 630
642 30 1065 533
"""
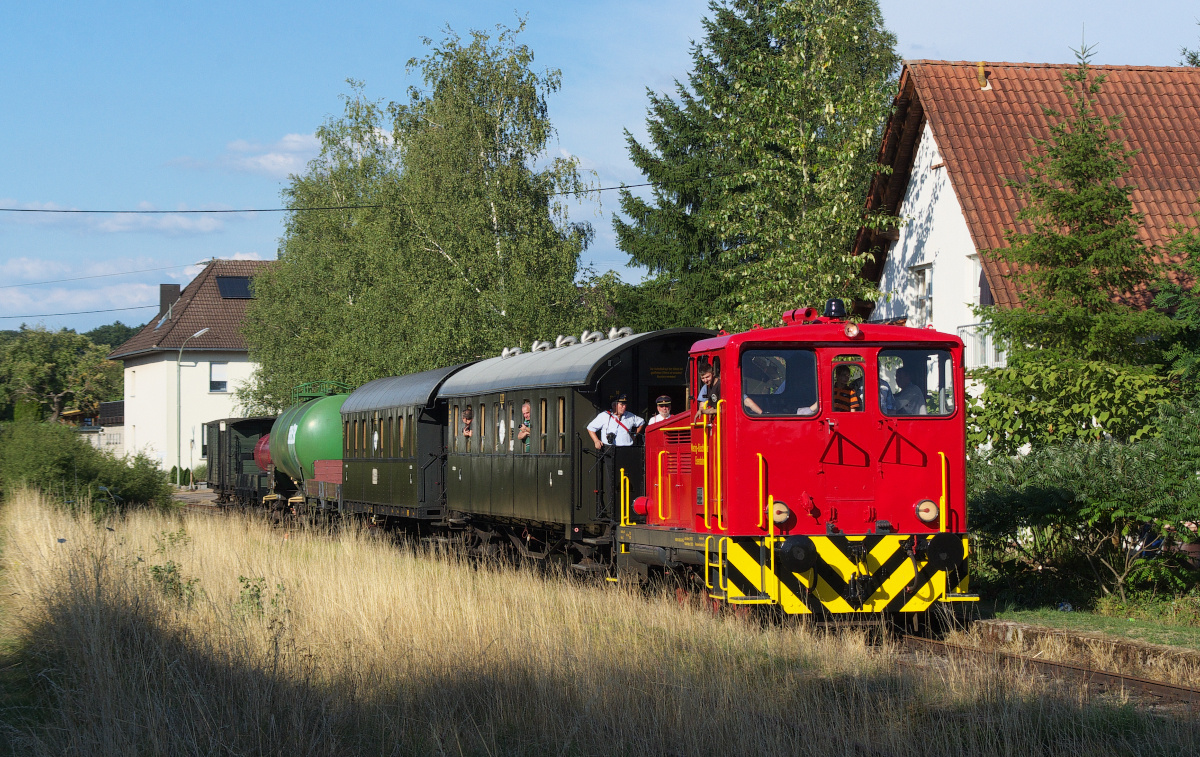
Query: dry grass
949 624 1200 687
1 489 1196 756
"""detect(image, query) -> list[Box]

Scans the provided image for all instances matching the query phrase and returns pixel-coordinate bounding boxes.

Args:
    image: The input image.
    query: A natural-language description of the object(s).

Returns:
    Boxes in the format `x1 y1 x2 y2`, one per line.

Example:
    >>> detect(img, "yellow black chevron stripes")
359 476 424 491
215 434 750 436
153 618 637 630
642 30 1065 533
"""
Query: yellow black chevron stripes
710 534 970 614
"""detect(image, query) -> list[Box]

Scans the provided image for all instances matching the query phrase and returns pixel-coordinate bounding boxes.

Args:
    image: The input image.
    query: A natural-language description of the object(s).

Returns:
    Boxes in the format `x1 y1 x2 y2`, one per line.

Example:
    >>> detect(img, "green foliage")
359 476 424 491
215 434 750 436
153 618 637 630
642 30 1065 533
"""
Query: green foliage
614 0 899 330
0 421 172 510
148 561 200 606
611 2 759 327
970 402 1200 603
1182 22 1200 67
708 0 899 329
0 326 122 423
242 23 597 412
192 463 207 483
235 575 267 618
980 52 1177 366
1152 213 1200 382
83 320 141 350
967 358 1173 452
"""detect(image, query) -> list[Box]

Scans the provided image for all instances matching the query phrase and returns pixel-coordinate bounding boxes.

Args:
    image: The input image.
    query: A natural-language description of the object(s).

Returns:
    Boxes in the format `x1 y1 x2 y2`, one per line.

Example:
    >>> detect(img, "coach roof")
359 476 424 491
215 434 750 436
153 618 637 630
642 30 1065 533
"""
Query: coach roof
342 364 472 414
437 328 712 398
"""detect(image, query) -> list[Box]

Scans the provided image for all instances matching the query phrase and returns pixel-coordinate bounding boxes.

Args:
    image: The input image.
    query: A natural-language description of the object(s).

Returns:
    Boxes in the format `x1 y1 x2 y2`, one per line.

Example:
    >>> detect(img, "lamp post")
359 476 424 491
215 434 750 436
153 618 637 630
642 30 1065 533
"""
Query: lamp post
177 327 210 486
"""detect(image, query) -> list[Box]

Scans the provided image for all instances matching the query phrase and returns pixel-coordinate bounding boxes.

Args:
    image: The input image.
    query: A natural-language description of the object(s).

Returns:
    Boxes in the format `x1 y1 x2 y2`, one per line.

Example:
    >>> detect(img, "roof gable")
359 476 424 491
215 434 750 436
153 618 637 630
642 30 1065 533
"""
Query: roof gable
108 259 274 359
858 61 1200 309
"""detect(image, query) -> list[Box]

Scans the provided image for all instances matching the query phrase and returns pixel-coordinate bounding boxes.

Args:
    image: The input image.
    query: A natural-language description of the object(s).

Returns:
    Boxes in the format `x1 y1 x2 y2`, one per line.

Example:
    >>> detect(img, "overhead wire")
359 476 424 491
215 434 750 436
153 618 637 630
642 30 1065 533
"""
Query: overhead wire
0 262 204 289
0 304 159 320
0 181 662 215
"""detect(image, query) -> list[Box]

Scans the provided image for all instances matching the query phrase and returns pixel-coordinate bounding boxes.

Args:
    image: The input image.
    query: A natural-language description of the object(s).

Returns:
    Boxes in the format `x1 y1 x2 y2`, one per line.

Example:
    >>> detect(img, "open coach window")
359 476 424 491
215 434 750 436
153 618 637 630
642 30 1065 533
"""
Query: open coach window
878 349 956 416
741 348 818 417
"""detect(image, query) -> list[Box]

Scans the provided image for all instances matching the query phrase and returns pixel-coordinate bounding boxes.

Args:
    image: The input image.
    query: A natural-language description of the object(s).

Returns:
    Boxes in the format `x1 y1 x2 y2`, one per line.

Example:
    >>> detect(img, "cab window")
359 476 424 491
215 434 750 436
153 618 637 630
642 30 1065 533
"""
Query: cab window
741 349 818 417
879 349 956 416
830 355 864 413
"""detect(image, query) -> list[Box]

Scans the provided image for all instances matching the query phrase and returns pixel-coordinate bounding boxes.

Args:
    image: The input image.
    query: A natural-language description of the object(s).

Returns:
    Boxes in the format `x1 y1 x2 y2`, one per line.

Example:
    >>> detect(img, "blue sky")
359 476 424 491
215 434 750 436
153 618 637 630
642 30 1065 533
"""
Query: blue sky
2 0 1197 332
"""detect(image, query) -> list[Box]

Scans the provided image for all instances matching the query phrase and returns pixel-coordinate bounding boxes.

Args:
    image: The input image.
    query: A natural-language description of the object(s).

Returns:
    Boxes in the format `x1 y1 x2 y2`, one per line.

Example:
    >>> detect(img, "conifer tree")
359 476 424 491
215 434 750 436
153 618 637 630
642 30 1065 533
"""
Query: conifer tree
615 0 899 330
971 51 1179 452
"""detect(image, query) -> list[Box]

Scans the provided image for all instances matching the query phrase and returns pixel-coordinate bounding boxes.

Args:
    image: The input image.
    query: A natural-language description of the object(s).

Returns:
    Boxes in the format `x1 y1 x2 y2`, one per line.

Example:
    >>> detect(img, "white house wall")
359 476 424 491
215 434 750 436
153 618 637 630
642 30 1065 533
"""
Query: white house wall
123 351 256 472
872 122 981 339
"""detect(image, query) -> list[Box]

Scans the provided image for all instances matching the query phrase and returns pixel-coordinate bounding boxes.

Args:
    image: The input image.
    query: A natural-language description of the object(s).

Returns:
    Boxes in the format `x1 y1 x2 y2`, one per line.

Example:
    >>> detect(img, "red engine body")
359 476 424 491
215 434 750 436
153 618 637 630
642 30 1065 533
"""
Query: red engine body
623 314 972 615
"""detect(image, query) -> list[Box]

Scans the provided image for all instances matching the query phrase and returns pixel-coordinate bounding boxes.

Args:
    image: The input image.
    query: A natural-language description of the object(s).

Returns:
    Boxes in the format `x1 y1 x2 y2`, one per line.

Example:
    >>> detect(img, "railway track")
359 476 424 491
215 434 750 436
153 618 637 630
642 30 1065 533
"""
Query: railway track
900 634 1200 709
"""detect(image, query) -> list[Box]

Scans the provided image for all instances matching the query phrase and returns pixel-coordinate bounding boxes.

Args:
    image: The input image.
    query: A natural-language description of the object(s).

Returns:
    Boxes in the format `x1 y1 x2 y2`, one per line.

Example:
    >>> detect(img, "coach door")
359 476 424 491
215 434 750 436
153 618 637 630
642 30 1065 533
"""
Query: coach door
817 349 877 534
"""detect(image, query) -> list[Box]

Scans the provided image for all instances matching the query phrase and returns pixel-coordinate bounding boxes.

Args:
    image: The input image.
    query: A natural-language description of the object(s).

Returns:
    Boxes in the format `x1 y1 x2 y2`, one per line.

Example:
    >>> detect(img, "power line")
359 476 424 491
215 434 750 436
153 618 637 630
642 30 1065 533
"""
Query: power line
0 304 159 320
0 262 203 289
0 181 659 215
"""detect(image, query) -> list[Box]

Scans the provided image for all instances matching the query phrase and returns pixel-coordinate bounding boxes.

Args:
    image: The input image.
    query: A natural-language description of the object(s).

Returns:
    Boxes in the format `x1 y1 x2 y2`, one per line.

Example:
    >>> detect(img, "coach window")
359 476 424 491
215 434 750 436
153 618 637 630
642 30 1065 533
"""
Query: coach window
879 349 956 416
830 355 865 413
343 421 350 456
741 349 818 417
539 398 548 453
557 396 566 453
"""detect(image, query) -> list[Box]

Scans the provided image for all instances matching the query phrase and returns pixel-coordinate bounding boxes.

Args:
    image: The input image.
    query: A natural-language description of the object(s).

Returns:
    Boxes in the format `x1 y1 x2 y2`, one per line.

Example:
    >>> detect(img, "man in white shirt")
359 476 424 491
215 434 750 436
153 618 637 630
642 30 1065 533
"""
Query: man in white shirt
587 394 645 448
647 395 674 426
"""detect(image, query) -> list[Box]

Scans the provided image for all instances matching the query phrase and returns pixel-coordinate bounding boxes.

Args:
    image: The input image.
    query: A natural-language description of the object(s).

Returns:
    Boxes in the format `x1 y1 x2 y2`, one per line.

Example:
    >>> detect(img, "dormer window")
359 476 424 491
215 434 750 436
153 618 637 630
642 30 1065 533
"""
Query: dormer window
216 276 253 299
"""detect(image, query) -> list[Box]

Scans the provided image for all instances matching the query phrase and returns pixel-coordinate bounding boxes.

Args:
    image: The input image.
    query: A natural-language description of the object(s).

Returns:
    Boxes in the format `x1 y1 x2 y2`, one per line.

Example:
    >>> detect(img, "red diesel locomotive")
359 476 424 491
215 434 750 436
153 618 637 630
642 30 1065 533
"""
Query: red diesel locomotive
617 301 975 617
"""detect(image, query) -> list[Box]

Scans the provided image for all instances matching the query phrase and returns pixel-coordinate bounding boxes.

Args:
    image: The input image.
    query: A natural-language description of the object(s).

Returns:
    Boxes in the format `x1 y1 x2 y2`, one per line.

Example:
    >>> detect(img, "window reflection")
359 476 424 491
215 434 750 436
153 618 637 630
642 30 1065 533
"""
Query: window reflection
878 349 956 416
741 349 818 417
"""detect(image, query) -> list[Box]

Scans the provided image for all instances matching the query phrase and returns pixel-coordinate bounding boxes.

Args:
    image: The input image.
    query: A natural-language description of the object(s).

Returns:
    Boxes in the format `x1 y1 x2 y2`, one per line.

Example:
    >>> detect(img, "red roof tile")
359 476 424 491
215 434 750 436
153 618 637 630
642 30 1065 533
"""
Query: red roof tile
857 61 1200 310
108 259 274 359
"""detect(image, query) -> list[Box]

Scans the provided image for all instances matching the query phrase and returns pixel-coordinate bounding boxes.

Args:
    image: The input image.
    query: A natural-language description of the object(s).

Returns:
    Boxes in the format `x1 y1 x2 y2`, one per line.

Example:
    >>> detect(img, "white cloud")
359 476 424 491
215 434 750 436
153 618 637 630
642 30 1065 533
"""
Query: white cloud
0 282 158 322
173 133 321 179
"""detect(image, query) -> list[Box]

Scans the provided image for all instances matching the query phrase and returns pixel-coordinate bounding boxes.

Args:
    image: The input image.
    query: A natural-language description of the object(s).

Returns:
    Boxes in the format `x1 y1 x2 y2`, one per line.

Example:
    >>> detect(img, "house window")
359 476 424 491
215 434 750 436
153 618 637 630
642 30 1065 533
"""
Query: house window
216 276 254 298
209 363 228 392
909 264 933 327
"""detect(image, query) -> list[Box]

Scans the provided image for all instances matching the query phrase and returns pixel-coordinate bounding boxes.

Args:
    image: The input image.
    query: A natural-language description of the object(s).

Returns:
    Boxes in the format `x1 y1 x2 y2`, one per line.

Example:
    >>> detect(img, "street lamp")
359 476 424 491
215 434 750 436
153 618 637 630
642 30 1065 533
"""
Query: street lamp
177 327 210 486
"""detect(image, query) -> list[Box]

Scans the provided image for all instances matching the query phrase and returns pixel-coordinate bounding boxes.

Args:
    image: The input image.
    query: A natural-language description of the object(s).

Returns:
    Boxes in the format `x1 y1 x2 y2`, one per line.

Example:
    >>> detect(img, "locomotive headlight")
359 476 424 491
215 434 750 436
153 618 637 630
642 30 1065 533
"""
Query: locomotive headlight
843 322 861 338
772 500 792 525
915 499 939 524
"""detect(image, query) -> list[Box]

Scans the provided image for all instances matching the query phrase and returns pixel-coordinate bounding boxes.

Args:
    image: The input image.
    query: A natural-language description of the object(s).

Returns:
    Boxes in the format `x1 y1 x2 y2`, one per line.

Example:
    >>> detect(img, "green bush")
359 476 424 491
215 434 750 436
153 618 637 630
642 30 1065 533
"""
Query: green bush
969 402 1200 606
0 421 173 511
192 463 207 484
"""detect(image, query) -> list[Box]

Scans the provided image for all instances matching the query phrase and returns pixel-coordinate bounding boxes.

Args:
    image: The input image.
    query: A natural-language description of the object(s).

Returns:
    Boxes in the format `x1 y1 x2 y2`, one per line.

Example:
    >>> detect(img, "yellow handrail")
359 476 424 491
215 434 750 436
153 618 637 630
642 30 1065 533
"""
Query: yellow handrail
757 453 765 529
938 451 948 533
704 535 715 589
702 417 710 530
624 472 631 526
624 467 633 527
717 536 729 592
657 450 668 522
715 399 727 531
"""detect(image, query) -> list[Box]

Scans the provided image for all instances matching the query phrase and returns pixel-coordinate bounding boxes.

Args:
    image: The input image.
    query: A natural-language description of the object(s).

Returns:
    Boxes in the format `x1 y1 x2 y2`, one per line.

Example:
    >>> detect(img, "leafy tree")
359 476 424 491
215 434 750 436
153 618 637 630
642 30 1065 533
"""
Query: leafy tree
84 320 142 350
708 0 899 329
0 326 121 423
242 24 595 411
616 0 899 331
389 22 595 357
971 52 1181 450
612 2 768 327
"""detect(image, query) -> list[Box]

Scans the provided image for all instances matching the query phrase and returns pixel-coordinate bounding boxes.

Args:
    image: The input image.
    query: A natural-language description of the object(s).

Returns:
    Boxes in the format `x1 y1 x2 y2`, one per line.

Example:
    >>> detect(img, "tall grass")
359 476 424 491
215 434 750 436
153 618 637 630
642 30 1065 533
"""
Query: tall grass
1 489 1195 756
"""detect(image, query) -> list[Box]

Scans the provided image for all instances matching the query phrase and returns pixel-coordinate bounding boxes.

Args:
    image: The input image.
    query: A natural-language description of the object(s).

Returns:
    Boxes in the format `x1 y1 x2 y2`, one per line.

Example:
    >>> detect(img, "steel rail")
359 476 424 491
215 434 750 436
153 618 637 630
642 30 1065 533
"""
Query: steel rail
901 635 1200 708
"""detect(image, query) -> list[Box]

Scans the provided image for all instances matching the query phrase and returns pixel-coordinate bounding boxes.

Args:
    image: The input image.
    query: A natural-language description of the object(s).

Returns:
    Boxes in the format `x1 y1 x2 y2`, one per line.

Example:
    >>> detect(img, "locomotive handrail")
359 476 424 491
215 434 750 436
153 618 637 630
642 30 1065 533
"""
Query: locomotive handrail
624 471 631 527
938 451 948 533
701 416 710 530
715 399 727 531
656 450 668 522
756 453 765 529
704 535 715 589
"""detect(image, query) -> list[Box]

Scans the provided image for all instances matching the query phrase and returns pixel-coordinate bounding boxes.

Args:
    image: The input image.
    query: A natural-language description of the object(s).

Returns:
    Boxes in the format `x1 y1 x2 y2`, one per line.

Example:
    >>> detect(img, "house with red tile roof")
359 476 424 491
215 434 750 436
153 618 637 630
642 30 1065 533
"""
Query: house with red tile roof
108 259 273 473
856 61 1200 368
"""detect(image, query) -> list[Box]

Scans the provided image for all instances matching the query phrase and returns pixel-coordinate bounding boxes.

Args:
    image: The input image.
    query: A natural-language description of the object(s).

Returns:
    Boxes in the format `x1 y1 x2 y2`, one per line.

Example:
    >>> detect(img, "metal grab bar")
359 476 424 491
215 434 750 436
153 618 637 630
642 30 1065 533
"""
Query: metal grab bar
704 535 715 589
757 453 765 529
701 416 710 529
715 399 727 531
657 450 668 522
938 451 947 533
624 471 631 526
